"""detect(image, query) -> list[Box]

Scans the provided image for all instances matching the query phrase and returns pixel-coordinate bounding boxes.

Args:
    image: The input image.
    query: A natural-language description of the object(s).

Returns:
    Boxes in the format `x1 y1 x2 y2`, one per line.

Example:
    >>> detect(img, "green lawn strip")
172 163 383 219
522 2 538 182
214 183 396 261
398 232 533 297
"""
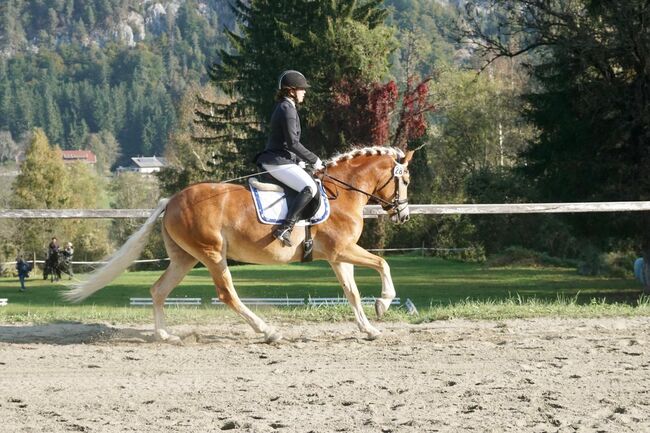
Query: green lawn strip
0 256 646 324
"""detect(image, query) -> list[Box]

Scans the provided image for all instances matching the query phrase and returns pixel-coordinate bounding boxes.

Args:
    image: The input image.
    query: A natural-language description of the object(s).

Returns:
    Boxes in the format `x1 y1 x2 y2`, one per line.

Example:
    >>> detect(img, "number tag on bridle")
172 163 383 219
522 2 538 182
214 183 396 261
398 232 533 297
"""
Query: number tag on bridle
393 164 405 178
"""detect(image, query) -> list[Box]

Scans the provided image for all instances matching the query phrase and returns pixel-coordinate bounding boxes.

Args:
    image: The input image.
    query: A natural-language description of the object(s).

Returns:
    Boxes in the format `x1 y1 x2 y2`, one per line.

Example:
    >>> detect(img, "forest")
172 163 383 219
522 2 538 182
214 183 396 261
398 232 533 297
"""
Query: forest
0 0 648 277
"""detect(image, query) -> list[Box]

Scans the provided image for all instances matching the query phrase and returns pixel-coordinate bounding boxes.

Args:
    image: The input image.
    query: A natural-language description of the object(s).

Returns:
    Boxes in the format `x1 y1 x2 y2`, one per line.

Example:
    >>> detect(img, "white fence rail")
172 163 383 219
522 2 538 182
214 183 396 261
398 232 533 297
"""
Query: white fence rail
366 202 650 215
307 296 401 306
126 297 407 308
211 297 305 306
0 209 153 218
3 258 170 266
2 201 650 219
130 297 201 306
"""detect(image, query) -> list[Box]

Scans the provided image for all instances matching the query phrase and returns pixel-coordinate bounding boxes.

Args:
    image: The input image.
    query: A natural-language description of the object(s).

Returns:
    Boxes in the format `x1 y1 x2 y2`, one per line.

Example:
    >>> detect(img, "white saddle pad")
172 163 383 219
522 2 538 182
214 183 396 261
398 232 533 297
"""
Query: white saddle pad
249 178 330 226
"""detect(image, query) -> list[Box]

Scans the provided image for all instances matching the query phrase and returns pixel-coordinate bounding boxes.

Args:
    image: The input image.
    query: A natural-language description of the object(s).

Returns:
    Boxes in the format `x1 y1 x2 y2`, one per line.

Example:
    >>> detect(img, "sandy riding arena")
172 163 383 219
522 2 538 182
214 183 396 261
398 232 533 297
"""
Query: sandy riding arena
1 317 649 432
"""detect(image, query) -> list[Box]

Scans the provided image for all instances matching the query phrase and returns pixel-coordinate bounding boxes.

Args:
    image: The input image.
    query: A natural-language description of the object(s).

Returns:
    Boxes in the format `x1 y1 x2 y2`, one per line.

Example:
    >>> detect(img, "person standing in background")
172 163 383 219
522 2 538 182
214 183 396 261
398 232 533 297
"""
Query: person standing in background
16 255 32 292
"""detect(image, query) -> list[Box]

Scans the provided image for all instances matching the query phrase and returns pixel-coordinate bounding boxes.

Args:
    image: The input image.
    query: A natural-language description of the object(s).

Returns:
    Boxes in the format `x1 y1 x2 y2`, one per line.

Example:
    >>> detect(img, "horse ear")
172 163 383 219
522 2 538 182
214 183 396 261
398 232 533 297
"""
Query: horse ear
403 150 415 164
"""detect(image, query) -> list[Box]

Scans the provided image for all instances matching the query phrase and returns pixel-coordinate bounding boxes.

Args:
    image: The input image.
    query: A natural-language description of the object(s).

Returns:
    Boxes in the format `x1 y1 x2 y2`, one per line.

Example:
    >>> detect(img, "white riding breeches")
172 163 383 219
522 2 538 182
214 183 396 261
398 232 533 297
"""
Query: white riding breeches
261 163 318 197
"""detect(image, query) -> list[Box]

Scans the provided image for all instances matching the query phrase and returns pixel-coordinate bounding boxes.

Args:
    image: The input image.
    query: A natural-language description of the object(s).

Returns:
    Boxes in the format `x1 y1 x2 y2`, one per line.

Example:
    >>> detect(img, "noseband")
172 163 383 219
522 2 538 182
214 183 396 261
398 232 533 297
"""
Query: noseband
376 157 409 219
321 158 409 218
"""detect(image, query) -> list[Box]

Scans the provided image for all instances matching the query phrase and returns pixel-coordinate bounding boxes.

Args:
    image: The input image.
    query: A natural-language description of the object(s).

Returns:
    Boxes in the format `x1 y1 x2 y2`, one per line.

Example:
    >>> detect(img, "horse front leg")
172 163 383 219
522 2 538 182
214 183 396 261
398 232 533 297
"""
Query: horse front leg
329 261 381 339
333 244 396 318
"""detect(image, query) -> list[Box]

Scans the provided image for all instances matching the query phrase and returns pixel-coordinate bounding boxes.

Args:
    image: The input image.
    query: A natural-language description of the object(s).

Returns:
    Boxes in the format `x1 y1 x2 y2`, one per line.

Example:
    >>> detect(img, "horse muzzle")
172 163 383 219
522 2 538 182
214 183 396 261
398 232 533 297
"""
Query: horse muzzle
388 202 410 224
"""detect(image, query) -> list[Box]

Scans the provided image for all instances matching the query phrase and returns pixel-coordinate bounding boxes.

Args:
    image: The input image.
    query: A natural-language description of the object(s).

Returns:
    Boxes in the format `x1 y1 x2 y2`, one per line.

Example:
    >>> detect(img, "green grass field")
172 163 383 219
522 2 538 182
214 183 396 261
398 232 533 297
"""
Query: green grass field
1 256 648 324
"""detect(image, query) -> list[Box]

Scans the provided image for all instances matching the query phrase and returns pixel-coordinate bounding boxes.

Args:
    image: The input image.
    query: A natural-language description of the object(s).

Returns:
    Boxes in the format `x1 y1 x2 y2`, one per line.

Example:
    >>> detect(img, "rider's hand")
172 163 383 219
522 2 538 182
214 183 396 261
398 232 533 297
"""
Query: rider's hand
313 158 324 171
298 160 307 169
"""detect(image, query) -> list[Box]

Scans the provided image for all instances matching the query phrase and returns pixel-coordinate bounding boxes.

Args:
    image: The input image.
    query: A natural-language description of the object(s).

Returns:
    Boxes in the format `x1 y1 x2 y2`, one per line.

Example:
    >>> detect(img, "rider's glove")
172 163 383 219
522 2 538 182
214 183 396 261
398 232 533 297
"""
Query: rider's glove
298 160 307 169
313 158 324 171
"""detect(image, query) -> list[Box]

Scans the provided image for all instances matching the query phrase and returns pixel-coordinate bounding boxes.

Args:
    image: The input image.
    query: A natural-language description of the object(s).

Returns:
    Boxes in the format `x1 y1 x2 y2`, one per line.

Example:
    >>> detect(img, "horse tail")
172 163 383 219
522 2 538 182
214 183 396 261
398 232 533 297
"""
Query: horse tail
63 198 170 303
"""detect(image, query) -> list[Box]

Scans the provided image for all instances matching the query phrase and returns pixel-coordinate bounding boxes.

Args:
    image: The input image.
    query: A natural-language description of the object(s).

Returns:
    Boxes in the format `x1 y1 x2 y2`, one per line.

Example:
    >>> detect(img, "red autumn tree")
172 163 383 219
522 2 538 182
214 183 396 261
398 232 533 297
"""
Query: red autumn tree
326 75 434 151
391 76 434 151
326 78 398 148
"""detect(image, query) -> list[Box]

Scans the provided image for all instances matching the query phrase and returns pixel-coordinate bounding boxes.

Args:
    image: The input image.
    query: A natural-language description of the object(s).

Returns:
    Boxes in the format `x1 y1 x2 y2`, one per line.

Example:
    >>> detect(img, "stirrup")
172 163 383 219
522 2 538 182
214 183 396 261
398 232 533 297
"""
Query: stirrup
273 226 294 247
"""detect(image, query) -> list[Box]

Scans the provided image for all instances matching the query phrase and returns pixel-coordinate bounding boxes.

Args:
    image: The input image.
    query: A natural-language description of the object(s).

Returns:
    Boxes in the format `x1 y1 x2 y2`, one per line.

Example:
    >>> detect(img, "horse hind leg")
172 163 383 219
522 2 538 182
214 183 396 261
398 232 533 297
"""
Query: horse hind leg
151 228 198 343
203 252 281 343
150 257 197 342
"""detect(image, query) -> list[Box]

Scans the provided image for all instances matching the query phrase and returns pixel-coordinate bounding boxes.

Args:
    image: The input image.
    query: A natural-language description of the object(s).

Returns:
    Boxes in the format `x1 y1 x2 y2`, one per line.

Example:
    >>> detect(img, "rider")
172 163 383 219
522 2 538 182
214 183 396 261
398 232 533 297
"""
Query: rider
45 237 60 281
63 242 74 258
47 237 59 259
255 70 324 247
62 242 74 278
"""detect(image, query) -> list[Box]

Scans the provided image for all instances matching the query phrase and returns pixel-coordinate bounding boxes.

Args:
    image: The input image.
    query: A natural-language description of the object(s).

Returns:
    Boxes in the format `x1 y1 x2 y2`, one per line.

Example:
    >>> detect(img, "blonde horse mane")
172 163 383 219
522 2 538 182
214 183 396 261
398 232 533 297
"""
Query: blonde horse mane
325 146 405 167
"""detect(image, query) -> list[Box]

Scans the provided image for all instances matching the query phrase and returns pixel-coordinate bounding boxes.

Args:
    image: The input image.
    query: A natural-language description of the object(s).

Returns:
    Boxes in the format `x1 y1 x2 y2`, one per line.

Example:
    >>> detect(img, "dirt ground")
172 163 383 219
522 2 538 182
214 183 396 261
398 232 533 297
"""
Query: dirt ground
0 316 649 433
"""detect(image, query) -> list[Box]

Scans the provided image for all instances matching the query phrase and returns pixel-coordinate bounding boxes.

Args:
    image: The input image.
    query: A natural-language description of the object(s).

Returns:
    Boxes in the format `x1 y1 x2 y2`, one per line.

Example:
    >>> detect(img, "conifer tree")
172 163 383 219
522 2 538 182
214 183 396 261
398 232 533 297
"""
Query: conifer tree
158 83 215 195
0 130 17 163
196 0 395 178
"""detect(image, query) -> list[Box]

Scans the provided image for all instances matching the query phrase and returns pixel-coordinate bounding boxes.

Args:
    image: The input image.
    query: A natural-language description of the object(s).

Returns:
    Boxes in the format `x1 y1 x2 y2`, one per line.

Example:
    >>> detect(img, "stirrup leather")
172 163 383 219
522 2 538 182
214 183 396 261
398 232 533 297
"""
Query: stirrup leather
273 225 294 247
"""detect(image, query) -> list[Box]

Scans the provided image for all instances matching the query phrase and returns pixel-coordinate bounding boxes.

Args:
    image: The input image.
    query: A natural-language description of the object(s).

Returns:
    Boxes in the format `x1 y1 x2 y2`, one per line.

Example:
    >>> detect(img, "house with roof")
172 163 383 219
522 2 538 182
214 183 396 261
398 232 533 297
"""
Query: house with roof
61 150 97 166
117 156 168 174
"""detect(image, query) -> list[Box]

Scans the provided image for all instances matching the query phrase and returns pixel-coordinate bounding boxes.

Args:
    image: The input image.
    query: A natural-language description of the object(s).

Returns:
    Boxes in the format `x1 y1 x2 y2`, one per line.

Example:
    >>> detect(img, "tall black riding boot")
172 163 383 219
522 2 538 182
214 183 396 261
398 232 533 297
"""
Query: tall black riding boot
273 187 314 247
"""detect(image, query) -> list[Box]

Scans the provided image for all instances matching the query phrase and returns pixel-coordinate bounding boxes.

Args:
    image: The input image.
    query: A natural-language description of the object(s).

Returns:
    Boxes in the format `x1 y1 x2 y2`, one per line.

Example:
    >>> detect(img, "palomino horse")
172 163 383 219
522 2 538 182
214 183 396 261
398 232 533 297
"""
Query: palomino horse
65 146 414 342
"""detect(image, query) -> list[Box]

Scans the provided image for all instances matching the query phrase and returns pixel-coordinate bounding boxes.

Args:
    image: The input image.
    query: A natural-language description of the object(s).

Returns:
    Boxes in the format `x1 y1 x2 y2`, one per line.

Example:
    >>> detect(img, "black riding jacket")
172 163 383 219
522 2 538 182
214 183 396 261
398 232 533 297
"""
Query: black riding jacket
255 99 319 166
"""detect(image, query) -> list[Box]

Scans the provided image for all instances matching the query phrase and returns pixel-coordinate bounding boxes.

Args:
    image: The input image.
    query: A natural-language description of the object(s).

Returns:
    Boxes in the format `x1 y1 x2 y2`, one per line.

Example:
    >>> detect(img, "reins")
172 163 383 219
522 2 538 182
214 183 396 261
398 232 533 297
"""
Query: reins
320 171 394 208
220 166 288 184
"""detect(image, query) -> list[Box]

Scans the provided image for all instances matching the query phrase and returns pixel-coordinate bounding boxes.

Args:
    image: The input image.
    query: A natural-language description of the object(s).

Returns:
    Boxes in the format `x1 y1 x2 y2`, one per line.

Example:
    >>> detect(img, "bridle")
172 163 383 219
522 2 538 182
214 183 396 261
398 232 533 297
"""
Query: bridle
320 157 409 219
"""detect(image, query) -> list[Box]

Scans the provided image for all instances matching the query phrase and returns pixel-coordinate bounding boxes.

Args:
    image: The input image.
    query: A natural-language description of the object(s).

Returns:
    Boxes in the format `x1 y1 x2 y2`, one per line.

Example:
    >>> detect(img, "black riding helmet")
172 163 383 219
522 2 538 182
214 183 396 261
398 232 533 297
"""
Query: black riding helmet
278 70 310 90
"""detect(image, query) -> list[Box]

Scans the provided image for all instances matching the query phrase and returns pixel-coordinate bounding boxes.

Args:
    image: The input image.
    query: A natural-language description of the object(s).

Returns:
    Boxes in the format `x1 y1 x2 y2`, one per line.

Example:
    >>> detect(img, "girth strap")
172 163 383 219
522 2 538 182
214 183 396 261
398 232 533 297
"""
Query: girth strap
302 225 313 262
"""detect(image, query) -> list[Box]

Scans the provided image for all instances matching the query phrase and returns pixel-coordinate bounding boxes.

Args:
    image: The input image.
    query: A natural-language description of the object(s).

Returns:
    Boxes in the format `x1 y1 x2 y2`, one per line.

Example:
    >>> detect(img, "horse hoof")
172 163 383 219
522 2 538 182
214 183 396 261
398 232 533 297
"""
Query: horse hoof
375 299 388 318
264 329 283 344
366 329 382 340
155 329 182 344
167 335 183 345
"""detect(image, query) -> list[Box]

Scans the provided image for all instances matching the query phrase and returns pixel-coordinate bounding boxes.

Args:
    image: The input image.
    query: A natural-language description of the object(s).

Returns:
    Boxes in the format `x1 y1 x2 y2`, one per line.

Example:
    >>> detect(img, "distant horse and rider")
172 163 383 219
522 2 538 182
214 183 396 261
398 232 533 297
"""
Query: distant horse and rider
44 238 74 282
65 70 415 342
